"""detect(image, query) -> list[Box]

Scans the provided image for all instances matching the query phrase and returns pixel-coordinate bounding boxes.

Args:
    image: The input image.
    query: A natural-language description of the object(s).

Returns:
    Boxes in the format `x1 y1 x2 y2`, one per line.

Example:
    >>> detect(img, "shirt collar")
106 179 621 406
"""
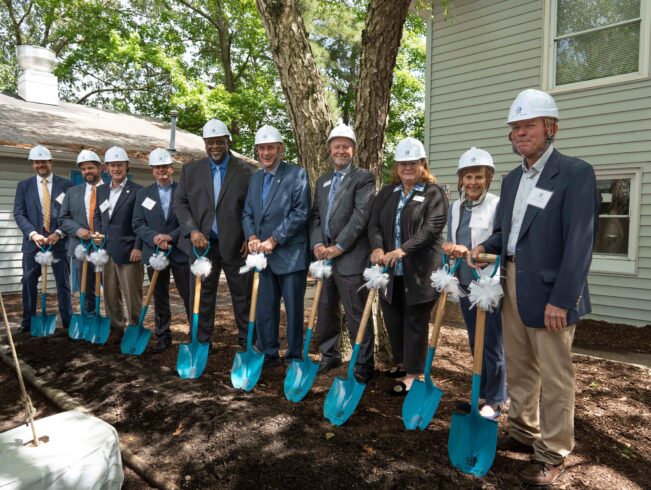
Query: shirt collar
39 173 53 184
157 179 173 190
111 179 127 191
396 182 425 193
210 153 230 170
264 160 282 177
334 163 352 176
86 180 104 189
521 144 554 175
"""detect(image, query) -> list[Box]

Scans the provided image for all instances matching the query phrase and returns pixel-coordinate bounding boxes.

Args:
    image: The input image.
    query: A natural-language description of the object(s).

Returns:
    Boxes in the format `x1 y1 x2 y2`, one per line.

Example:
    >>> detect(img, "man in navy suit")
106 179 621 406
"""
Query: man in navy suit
471 89 598 486
59 149 105 316
94 146 144 335
243 125 311 366
132 148 191 353
13 145 73 332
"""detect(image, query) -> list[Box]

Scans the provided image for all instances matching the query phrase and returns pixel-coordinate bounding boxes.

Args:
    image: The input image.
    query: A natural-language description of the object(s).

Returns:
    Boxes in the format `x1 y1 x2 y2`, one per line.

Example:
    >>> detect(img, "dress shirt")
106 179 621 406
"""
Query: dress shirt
507 144 554 256
210 155 229 238
108 179 127 219
84 180 104 222
394 182 425 276
157 181 173 220
36 173 53 203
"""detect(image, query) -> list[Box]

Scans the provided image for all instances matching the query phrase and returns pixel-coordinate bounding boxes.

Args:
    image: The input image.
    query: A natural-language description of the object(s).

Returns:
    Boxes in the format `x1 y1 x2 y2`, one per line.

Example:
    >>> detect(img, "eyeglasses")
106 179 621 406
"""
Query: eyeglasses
397 161 421 167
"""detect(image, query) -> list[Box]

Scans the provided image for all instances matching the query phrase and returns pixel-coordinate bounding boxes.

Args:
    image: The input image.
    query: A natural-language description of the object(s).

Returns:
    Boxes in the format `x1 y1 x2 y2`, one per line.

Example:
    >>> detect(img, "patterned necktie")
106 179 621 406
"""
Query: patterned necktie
89 185 96 232
41 178 51 233
262 172 274 207
211 165 222 238
324 171 342 240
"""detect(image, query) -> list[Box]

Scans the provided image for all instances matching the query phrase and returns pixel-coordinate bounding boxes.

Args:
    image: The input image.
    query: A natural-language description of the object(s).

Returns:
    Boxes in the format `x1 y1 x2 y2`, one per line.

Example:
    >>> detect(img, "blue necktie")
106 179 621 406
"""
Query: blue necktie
211 165 222 238
324 171 342 240
262 172 274 207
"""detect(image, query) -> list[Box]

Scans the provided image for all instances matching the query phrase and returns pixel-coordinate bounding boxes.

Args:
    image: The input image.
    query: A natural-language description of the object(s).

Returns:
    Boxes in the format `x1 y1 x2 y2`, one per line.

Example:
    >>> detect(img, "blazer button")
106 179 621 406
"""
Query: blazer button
404 287 408 292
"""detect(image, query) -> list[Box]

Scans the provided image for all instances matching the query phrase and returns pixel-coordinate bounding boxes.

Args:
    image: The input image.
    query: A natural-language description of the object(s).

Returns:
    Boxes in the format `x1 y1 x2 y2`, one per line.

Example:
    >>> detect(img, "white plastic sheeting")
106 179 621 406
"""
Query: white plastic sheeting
0 411 123 489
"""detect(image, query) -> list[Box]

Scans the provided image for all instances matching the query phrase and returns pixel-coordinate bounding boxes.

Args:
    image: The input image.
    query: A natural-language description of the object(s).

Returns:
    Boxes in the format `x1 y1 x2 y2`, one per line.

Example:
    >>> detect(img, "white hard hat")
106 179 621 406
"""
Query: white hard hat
148 148 173 166
104 146 129 163
28 145 52 161
76 149 101 166
255 125 283 145
202 119 231 139
506 89 559 124
394 137 426 162
457 147 494 174
327 124 356 145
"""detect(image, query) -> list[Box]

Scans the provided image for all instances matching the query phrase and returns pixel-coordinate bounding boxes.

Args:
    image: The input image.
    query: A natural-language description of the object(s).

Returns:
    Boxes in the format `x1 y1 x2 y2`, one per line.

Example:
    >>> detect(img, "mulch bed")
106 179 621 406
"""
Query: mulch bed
1 291 649 489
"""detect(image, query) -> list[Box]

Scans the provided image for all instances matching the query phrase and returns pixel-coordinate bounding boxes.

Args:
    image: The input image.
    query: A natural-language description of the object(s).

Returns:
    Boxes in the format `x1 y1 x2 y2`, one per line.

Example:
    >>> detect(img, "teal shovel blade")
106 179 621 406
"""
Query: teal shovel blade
30 313 56 337
323 344 365 426
69 292 88 340
447 374 498 477
121 306 151 355
176 313 210 379
89 315 111 345
231 321 264 391
402 346 443 430
284 327 318 403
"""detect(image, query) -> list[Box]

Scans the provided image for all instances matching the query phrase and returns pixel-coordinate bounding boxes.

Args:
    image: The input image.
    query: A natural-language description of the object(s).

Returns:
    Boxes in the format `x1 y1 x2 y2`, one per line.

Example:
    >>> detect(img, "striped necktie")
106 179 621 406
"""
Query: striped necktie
41 178 51 233
89 185 96 232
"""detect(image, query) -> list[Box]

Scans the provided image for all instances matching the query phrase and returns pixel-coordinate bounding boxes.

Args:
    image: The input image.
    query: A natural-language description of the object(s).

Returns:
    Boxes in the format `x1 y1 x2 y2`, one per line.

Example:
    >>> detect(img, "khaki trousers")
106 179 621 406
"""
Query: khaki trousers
103 259 144 332
502 261 575 465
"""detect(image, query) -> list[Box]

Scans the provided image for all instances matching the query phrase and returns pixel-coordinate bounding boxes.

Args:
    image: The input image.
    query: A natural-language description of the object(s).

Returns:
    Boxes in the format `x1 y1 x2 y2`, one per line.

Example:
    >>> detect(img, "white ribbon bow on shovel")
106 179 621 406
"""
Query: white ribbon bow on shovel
239 252 268 274
309 259 332 280
360 264 390 293
468 266 503 313
430 259 465 303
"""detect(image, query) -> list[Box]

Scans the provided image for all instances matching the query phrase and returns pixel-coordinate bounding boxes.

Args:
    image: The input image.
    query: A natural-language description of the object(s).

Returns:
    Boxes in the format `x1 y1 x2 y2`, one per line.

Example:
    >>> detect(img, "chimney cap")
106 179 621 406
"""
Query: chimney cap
16 45 56 73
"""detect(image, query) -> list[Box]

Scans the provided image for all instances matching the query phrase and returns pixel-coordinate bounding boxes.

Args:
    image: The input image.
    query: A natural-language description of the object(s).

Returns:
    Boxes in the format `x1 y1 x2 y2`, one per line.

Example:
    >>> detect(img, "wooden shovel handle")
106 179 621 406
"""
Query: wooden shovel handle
472 309 487 375
95 272 101 294
355 288 376 345
80 259 88 293
248 271 260 323
41 264 48 293
476 253 497 263
429 291 447 348
143 270 160 307
307 279 324 329
192 275 202 315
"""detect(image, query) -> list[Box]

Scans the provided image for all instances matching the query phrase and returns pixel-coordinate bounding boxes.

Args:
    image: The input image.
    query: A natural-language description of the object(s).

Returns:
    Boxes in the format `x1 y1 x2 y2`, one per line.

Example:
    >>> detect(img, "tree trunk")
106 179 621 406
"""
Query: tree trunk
354 0 411 177
255 0 332 184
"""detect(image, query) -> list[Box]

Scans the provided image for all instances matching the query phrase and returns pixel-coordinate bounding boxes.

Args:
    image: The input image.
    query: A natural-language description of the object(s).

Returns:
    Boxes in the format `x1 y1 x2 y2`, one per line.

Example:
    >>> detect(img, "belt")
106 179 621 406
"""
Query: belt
505 256 516 263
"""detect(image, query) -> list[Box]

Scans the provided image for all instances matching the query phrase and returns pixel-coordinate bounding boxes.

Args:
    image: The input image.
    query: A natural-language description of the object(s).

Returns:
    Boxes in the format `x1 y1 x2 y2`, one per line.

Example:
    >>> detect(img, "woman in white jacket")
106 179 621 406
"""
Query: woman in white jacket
443 147 507 419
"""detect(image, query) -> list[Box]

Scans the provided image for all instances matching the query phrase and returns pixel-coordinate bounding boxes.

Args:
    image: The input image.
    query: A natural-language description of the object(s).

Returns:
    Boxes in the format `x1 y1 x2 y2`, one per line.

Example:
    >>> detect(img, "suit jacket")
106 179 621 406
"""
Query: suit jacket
482 149 598 327
310 166 375 275
368 182 448 306
93 179 143 264
132 182 188 264
14 174 73 254
242 161 311 275
59 182 104 257
174 154 256 264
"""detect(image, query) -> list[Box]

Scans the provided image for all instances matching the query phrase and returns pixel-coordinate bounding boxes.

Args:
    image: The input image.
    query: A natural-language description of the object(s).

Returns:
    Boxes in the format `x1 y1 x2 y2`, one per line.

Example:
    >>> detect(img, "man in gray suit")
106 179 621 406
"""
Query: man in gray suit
174 119 257 347
132 148 191 353
59 149 105 316
310 124 376 382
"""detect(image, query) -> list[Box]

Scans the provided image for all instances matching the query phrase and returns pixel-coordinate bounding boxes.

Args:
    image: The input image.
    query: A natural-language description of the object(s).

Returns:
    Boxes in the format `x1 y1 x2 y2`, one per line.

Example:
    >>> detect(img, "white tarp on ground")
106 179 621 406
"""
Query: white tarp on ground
0 410 123 489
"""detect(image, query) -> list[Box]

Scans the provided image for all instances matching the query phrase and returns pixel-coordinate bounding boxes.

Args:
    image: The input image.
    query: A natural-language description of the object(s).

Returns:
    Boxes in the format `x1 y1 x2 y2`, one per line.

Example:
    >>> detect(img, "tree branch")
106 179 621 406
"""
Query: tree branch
76 86 152 104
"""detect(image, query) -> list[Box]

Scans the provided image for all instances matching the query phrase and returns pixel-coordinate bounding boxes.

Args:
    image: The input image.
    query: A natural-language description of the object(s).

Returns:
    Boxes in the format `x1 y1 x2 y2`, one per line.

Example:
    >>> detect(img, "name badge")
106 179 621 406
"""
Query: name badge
527 187 553 209
469 212 489 229
55 192 65 205
141 197 156 210
412 195 425 202
323 180 331 187
99 200 110 213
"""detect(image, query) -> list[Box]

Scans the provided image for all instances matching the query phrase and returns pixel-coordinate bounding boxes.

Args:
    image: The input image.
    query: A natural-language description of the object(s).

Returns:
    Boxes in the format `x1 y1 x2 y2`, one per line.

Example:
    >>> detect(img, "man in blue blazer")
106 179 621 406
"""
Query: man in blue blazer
59 150 105 316
94 146 144 335
132 148 191 352
13 145 73 332
471 89 599 486
243 125 311 365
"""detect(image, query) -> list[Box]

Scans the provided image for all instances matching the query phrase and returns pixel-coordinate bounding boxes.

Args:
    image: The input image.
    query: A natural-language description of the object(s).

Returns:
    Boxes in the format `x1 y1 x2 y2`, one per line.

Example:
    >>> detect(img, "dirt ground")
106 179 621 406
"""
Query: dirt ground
1 290 649 489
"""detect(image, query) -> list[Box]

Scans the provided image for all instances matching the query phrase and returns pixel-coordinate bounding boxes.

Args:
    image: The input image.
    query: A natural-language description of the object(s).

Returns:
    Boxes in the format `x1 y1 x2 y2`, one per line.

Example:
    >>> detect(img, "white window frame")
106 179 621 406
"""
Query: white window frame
542 0 651 94
590 166 641 276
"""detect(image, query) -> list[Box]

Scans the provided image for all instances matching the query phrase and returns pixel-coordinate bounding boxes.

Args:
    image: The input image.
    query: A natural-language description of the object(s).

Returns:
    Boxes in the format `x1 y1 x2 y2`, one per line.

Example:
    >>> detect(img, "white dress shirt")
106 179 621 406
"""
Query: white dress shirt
108 180 127 219
84 180 104 223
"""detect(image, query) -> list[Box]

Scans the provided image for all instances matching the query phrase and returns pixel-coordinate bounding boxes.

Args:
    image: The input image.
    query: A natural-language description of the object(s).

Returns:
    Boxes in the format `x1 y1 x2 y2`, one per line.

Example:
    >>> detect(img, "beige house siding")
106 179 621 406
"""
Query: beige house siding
426 0 651 326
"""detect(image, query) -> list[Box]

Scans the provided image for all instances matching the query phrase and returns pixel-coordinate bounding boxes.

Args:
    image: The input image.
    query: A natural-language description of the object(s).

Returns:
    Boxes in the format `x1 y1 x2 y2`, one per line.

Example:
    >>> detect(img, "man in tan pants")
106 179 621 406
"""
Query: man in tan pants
94 146 144 335
471 89 598 486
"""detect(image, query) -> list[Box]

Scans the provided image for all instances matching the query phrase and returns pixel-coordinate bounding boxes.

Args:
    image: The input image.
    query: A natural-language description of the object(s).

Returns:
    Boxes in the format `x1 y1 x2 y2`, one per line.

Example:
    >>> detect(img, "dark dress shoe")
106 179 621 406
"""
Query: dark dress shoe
520 460 565 486
497 434 534 453
263 356 283 368
317 357 342 375
152 337 172 353
353 366 373 384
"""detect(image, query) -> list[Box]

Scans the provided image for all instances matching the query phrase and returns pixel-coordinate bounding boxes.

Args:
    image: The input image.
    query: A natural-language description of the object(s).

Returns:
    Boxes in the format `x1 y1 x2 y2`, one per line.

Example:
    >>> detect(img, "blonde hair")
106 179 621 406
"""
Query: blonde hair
457 165 494 192
391 158 436 185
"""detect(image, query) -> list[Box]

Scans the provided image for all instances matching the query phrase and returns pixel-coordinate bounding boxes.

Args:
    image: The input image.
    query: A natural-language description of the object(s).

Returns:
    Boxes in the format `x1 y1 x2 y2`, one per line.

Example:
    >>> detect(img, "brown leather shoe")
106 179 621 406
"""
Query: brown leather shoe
497 434 534 453
520 460 565 486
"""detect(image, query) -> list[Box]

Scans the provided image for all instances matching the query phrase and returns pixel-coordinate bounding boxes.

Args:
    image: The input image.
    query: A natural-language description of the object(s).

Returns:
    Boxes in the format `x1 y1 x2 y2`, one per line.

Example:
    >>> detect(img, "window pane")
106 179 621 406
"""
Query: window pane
594 178 630 256
556 22 640 85
557 0 640 36
594 217 629 255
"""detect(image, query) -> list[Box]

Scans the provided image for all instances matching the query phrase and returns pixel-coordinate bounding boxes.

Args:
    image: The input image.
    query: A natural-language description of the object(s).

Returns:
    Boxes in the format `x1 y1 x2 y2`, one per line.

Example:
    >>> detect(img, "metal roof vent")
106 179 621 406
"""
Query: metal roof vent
16 45 59 105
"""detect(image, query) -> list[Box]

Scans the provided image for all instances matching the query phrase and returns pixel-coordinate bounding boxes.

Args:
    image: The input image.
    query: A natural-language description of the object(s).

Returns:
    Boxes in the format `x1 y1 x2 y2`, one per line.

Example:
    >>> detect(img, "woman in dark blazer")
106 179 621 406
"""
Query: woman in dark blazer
368 137 448 396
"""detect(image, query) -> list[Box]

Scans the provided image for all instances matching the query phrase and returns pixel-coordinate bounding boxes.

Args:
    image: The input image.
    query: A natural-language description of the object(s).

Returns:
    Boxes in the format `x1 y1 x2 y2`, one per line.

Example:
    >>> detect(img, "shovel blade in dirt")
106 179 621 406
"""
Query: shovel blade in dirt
69 291 89 340
323 344 366 426
402 377 443 431
176 312 210 379
231 321 264 391
448 375 498 477
88 315 111 345
284 327 318 403
121 305 152 355
30 309 56 337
